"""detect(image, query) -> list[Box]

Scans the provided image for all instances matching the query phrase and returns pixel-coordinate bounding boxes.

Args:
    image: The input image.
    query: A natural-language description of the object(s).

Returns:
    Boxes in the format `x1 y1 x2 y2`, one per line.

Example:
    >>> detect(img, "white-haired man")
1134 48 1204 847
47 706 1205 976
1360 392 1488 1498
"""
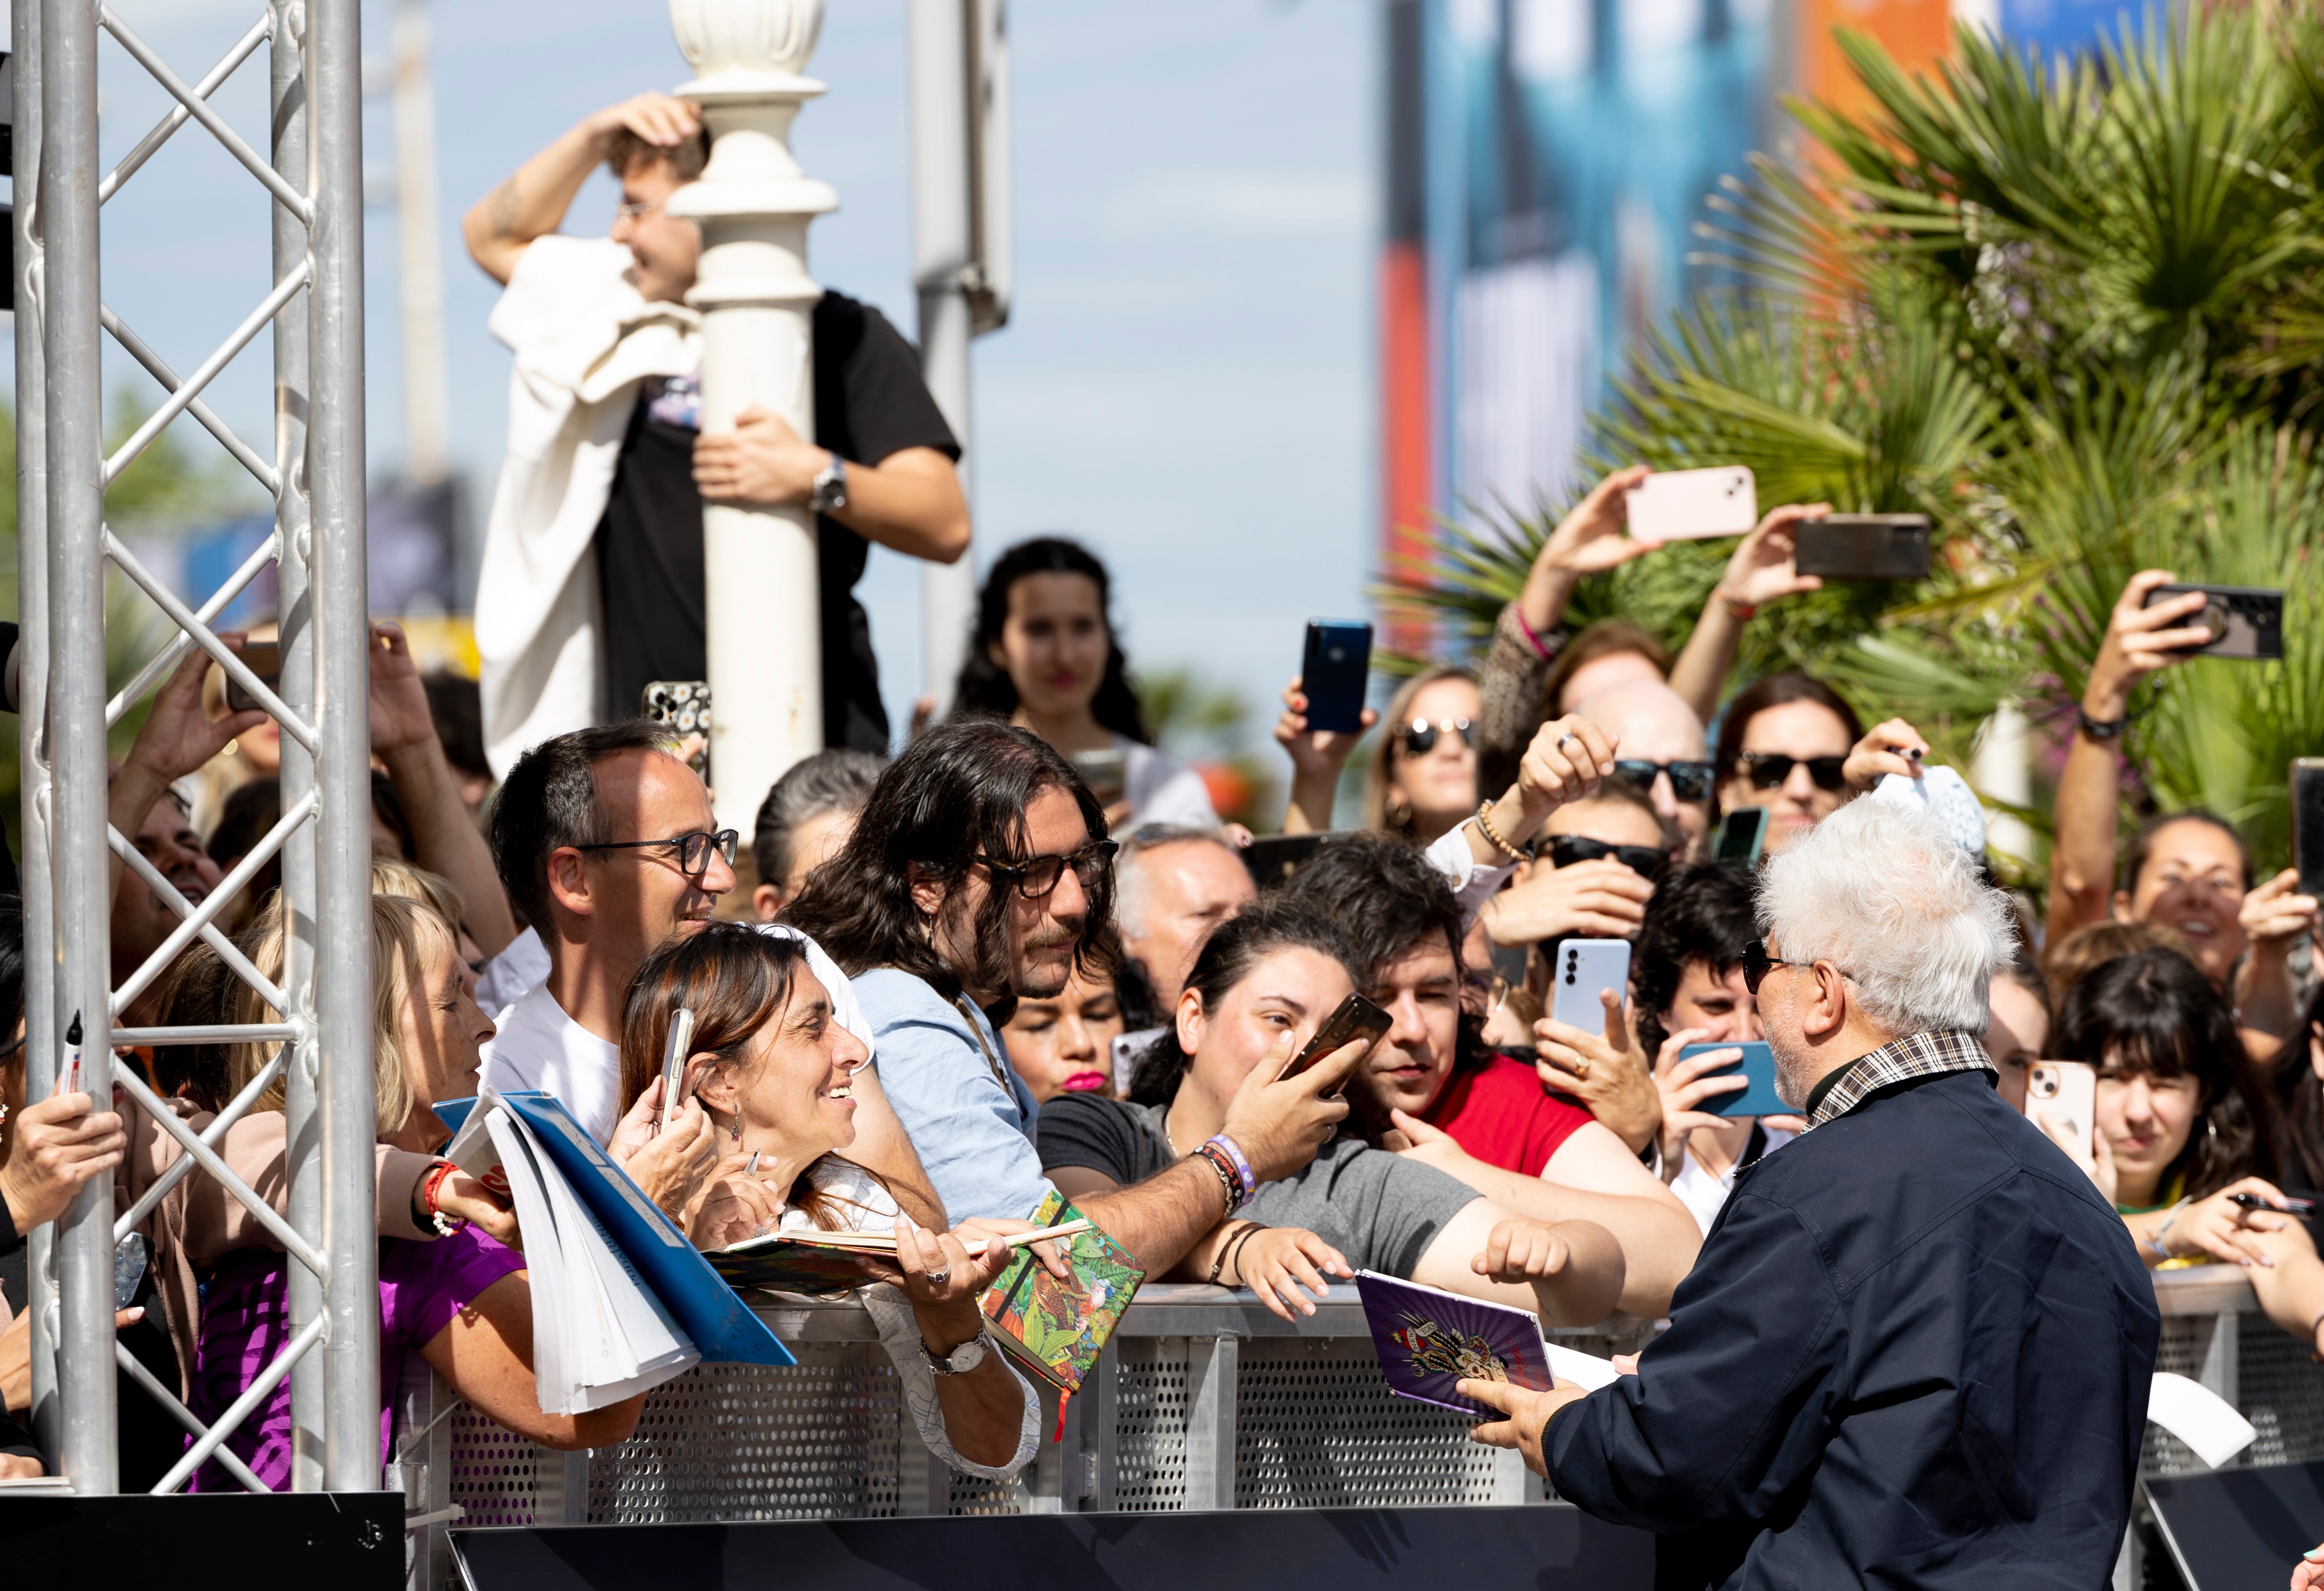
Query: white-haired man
1463 799 2159 1589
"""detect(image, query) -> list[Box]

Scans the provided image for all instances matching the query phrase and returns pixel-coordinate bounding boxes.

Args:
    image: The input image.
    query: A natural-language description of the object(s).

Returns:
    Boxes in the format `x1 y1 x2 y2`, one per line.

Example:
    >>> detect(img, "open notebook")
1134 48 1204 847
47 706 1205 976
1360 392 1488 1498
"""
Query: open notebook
438 1090 794 1414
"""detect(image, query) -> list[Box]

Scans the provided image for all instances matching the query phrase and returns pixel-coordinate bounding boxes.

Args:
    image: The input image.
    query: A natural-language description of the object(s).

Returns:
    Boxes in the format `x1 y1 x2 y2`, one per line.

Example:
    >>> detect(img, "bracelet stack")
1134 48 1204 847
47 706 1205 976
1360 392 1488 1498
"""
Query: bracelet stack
421 1161 467 1238
1474 801 1521 860
1192 1134 1253 1217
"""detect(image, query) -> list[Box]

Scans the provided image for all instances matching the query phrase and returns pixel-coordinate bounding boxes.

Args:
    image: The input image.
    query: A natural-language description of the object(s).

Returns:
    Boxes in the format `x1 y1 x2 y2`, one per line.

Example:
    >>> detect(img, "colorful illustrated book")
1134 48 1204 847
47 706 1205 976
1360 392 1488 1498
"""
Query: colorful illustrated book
1354 1270 1556 1416
978 1190 1145 1395
709 1230 899 1299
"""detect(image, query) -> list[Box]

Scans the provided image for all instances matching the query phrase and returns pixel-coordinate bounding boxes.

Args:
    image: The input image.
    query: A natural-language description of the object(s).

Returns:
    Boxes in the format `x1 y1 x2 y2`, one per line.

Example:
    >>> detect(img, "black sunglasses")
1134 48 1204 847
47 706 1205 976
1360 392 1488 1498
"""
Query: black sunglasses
977 839 1119 901
1547 834 1667 879
1741 938 1819 995
577 828 739 875
1397 717 1473 757
1737 752 1847 792
1611 759 1716 804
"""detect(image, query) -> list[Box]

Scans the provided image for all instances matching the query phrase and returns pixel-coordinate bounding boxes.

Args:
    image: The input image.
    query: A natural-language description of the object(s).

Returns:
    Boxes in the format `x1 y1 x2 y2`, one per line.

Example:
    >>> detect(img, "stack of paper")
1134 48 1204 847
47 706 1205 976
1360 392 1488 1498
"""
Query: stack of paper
485 1108 699 1414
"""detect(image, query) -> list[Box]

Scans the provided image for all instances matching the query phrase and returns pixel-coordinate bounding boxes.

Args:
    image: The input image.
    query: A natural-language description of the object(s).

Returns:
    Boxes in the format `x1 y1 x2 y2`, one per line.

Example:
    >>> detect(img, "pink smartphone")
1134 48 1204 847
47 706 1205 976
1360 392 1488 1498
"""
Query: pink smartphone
1623 467 1758 542
2024 1061 2097 1171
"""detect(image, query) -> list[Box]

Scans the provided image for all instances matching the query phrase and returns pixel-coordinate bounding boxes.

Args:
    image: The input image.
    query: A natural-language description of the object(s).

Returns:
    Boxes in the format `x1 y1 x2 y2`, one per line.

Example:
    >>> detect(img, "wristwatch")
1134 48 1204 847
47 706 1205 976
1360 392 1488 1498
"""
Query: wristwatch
808 454 849 515
2076 704 2128 741
922 1330 991 1377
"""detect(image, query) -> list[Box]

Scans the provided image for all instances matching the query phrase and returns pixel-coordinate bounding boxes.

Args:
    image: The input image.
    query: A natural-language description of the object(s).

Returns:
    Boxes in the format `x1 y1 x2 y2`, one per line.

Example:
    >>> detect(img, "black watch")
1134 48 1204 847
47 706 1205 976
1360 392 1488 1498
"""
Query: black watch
2076 705 2128 741
809 455 849 515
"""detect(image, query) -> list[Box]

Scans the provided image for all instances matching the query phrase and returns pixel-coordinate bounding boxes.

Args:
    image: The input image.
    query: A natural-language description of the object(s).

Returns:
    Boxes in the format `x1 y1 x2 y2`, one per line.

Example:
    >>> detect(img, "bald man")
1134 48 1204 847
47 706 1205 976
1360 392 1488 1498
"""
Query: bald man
1577 680 1713 860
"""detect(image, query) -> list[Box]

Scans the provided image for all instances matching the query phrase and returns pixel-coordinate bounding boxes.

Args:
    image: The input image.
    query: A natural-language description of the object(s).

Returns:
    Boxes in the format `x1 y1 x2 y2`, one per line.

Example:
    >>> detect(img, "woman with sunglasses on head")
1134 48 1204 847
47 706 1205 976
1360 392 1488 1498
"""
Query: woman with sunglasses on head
1713 672 1929 855
622 924 1041 1478
2046 948 2324 1357
950 537 1216 833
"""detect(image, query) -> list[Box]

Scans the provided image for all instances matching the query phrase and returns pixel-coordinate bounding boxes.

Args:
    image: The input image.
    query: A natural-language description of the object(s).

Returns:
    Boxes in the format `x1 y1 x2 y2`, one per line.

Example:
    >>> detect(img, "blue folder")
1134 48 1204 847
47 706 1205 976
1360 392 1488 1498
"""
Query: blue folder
436 1090 794 1367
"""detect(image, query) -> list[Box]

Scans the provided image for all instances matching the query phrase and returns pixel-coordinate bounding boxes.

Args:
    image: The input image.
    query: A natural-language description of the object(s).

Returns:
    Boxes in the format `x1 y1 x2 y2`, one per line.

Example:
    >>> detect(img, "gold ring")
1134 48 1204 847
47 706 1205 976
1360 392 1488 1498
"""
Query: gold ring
1571 1058 1592 1079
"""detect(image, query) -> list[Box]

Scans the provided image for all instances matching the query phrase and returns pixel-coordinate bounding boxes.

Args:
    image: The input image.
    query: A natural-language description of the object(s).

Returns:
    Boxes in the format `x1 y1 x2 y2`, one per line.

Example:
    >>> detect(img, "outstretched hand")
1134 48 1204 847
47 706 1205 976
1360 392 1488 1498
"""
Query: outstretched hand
368 620 439 753
1715 504 1829 612
1275 674 1377 782
129 640 265 790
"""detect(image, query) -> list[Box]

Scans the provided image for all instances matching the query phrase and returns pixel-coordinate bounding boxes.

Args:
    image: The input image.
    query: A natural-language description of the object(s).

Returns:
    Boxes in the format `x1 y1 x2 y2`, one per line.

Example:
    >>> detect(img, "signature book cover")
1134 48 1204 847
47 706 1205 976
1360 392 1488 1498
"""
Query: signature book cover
1355 1270 1553 1416
708 1230 898 1298
979 1190 1145 1395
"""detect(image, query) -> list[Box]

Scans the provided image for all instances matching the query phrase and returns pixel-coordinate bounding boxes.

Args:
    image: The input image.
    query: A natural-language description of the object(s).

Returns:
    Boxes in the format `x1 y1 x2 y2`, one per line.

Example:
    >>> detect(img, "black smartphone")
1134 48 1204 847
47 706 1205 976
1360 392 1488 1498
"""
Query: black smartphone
1280 992 1391 1084
2142 583 2284 660
1793 514 1931 580
2295 759 2324 900
1300 619 1373 734
1713 806 1769 868
1239 830 1344 888
223 640 281 714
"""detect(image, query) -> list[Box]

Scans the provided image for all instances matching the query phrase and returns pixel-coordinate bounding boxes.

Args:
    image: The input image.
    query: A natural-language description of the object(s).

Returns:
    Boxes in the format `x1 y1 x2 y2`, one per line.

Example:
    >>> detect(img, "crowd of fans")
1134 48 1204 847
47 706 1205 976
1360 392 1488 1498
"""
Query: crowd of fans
0 96 2316 1585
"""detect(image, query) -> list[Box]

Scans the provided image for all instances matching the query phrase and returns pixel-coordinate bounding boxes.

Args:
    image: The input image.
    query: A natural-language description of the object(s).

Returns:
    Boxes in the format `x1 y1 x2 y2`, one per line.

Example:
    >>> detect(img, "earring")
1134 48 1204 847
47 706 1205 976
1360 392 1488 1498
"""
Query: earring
2207 1116 2219 1142
731 1111 743 1146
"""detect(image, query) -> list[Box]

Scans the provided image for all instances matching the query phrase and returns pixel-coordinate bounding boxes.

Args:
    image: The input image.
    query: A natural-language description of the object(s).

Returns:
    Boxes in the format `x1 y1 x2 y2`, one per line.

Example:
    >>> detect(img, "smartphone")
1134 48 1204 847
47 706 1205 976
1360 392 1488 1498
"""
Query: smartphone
1301 620 1374 734
223 640 282 714
1071 747 1127 807
2294 759 2324 900
1239 830 1340 888
2024 1060 2097 1172
1623 467 1757 542
1281 992 1392 1082
658 1007 697 1134
1549 939 1632 1032
2142 583 2285 660
1679 1041 1786 1117
642 680 712 778
1792 514 1931 580
1713 806 1769 868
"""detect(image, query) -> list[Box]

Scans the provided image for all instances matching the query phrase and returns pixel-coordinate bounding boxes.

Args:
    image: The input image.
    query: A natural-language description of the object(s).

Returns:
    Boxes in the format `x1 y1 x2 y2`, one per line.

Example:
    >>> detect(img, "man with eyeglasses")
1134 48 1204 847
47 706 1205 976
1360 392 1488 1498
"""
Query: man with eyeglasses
476 725 936 1227
1463 798 2158 1588
786 721 1381 1269
463 92 968 775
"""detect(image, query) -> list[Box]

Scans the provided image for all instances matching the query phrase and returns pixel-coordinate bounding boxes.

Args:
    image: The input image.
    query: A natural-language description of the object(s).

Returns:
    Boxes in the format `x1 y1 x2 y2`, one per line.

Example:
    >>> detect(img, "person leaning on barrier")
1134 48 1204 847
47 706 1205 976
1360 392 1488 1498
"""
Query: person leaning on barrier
1038 900 1623 1324
186 895 644 1490
783 720 1376 1276
751 748 886 921
620 925 1040 1478
478 723 939 1227
1465 799 2161 1589
1274 835 1700 1318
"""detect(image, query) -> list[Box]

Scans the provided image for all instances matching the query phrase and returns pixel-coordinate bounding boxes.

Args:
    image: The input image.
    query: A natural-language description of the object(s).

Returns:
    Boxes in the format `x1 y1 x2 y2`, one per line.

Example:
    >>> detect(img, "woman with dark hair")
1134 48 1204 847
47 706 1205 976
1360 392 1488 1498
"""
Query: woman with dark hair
1039 898 1625 1325
1713 672 1928 855
619 924 1039 1478
951 537 1215 830
2051 948 2324 1352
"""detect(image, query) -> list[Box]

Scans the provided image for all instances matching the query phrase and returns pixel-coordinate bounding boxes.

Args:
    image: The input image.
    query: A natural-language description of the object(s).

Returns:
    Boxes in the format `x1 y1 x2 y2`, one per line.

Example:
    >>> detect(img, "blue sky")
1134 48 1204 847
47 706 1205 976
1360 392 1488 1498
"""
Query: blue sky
9 0 1379 756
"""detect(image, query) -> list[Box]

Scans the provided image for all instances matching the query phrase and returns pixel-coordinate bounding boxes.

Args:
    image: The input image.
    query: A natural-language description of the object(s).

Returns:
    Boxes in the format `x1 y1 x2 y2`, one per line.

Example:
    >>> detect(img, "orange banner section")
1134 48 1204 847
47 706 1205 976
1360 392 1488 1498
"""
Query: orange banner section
1379 240 1434 658
1798 0 1955 115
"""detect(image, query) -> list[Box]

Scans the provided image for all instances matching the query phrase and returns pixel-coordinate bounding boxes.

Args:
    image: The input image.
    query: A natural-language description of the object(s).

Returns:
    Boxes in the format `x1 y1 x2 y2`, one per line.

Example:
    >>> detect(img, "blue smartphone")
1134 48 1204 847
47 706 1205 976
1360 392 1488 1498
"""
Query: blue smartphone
1301 620 1373 734
1678 1040 1786 1117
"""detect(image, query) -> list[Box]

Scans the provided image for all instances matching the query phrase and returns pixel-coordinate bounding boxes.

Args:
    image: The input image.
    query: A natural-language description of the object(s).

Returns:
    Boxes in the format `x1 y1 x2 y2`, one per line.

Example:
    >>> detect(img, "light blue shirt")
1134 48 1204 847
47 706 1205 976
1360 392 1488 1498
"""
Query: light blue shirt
851 968 1054 1224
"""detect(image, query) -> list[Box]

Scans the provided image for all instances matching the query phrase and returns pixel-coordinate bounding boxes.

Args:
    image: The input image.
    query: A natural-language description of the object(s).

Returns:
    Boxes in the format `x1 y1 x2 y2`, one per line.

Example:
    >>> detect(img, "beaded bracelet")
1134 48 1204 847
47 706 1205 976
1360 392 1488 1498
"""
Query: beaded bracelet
421 1161 467 1238
1194 1142 1248 1212
1203 1134 1256 1203
1474 801 1521 861
1192 1149 1239 1219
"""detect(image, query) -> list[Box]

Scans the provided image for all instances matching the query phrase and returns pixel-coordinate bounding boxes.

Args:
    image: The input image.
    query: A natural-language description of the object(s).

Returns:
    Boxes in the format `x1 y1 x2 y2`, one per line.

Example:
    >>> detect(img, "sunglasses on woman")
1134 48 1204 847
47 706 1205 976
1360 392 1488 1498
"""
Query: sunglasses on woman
1610 759 1717 804
977 839 1119 900
1737 751 1847 792
1397 717 1473 757
1546 834 1666 879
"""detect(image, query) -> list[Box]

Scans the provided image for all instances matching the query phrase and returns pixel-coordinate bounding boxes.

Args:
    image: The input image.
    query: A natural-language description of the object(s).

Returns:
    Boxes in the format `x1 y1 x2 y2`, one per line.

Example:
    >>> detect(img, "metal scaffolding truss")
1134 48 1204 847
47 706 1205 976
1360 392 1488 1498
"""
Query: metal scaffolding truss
15 0 379 1494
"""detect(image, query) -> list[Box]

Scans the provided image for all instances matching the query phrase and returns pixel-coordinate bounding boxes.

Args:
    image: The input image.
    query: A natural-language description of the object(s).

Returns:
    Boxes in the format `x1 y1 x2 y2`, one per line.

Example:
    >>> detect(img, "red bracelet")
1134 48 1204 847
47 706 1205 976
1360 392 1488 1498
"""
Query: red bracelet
421 1162 466 1237
1513 606 1554 661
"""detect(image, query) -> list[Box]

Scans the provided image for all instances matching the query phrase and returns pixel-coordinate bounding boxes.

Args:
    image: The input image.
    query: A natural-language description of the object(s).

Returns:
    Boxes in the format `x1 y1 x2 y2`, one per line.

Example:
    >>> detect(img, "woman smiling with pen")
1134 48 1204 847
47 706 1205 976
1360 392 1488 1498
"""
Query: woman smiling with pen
617 923 1039 1478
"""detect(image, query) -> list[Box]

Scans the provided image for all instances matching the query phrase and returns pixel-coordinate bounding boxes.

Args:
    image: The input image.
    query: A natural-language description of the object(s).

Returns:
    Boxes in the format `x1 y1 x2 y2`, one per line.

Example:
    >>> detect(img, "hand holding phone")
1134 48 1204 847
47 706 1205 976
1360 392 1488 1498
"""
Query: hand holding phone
1299 621 1374 735
1677 1041 1785 1117
1624 467 1757 543
658 1007 697 1134
2023 1061 2097 1174
1549 941 1632 1032
2140 583 2284 660
1280 992 1392 1088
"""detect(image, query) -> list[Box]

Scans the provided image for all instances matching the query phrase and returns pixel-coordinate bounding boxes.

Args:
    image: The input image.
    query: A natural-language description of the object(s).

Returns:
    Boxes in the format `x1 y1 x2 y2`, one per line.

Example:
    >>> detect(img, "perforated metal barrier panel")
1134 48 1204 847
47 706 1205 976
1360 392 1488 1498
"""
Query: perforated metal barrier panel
416 1276 2306 1591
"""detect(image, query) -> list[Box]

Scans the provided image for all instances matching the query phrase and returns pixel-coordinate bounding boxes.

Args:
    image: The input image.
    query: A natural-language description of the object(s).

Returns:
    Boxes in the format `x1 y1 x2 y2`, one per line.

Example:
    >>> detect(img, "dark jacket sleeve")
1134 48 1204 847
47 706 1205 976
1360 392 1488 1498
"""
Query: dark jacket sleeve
1547 1189 1845 1528
0 1194 19 1261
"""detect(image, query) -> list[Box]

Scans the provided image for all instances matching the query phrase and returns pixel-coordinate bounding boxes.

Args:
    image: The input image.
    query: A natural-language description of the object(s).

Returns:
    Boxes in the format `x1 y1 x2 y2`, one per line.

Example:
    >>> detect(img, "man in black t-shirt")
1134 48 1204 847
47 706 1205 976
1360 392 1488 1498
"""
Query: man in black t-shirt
465 92 969 755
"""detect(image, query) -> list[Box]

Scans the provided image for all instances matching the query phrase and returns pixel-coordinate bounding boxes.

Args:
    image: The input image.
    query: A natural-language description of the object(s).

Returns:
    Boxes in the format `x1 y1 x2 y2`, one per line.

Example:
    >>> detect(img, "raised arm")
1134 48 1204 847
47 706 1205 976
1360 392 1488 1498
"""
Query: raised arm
1666 504 1828 723
462 93 700 285
2047 571 2211 949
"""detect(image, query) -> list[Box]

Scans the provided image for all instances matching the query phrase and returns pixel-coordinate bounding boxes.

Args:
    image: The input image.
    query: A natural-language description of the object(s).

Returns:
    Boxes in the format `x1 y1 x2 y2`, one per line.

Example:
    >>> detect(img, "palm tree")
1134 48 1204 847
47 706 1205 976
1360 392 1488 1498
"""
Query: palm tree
1390 5 2324 880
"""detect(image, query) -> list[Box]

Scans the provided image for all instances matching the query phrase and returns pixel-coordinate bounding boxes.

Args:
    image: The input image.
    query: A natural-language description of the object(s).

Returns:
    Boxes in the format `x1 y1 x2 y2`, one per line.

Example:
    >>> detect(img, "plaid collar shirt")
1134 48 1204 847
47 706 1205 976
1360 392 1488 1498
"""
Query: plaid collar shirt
1804 1029 1995 1130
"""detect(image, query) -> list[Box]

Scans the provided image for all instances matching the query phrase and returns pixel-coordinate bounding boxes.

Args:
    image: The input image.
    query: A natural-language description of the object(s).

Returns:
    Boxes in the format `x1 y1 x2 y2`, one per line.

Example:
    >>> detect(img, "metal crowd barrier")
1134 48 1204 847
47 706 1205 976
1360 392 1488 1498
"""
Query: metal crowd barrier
393 1270 2320 1590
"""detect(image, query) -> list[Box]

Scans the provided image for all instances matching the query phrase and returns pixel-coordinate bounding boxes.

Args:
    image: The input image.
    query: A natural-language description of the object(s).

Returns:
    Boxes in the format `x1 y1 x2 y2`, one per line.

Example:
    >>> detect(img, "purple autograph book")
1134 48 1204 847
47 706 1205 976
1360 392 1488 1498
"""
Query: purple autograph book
1354 1270 1555 1417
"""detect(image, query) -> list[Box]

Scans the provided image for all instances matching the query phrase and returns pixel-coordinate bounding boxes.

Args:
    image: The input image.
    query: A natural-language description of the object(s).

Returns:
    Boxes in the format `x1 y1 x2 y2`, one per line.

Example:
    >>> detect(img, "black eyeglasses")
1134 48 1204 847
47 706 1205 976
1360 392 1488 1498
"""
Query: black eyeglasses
1611 759 1717 804
977 839 1118 900
577 828 739 875
1547 834 1667 879
1741 938 1819 994
1737 752 1847 792
1397 717 1473 757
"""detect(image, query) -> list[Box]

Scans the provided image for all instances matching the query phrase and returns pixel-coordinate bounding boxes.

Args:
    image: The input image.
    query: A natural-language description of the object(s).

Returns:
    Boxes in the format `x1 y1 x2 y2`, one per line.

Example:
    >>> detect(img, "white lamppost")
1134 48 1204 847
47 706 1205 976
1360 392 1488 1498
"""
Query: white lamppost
667 0 837 831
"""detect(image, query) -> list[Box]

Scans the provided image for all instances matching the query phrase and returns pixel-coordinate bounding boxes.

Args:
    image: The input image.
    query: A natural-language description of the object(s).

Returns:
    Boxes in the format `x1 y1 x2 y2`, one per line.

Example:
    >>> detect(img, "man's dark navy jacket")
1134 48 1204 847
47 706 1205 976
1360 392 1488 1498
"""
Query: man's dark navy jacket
1547 1067 2160 1590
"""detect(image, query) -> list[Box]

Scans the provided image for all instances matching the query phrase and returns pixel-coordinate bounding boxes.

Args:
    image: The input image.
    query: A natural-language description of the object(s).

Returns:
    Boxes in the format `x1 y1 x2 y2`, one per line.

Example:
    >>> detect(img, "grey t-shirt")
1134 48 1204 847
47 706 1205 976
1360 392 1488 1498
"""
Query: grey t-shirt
1035 1095 1480 1278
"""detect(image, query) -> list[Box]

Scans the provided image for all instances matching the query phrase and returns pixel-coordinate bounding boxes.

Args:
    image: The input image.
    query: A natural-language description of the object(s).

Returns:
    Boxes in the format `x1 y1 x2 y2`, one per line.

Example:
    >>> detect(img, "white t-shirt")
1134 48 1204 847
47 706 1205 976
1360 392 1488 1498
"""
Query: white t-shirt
1119 737 1217 829
472 923 878 1145
474 927 552 1021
